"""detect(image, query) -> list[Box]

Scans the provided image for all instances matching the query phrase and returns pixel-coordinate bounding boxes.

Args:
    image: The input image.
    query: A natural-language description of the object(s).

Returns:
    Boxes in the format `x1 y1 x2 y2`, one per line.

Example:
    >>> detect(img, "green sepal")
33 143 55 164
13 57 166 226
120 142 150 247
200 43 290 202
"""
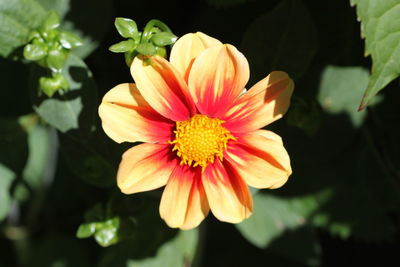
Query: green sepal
41 10 60 31
150 32 177 46
109 39 136 53
59 31 83 49
136 42 156 56
115 17 139 40
46 46 68 71
23 44 47 61
39 73 69 97
155 46 167 58
124 50 137 67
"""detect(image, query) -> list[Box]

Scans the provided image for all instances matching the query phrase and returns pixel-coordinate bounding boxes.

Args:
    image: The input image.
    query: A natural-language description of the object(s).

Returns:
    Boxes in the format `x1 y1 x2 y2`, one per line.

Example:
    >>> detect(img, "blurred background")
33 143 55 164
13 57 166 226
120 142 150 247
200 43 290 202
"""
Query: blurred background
1 0 399 266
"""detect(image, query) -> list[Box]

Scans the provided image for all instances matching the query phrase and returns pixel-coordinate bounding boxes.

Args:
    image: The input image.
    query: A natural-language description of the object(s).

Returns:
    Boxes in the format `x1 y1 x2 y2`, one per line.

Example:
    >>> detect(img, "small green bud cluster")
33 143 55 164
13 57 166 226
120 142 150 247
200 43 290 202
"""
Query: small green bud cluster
23 10 82 97
109 18 178 66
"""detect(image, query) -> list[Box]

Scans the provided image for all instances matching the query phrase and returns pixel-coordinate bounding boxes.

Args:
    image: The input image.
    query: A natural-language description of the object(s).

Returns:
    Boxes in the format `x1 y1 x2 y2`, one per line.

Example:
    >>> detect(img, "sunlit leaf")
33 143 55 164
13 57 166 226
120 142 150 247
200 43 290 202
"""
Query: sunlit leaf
127 230 198 267
351 0 400 109
236 192 320 248
318 65 371 127
0 0 46 57
0 163 15 221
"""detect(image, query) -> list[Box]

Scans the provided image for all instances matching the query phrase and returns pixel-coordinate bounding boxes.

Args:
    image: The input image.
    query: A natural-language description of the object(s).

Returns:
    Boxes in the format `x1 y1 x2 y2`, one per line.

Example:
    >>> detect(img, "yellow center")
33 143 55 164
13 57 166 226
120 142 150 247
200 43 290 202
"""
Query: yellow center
170 114 235 171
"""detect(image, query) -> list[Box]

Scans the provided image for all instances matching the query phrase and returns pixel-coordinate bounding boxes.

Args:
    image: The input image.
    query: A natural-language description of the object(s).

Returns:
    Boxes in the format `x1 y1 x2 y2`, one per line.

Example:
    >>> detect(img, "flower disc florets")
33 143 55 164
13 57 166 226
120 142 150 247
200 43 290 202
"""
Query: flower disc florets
170 114 235 171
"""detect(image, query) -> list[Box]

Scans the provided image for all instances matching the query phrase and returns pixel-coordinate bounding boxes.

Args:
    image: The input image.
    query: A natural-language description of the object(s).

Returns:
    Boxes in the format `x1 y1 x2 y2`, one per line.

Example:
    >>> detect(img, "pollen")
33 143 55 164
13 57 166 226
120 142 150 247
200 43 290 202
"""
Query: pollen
170 114 235 171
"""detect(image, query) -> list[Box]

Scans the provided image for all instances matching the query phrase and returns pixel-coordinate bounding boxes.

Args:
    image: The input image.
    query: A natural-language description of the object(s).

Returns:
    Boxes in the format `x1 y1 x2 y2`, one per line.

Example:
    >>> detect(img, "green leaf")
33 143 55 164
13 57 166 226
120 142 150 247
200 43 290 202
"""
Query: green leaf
236 193 319 248
114 17 139 40
150 32 177 46
41 10 60 30
127 230 198 267
109 39 136 53
0 0 47 57
136 42 156 56
23 43 47 61
59 31 83 49
351 0 400 109
318 66 372 127
0 163 15 221
241 0 317 82
35 0 69 19
76 223 97 238
30 53 98 139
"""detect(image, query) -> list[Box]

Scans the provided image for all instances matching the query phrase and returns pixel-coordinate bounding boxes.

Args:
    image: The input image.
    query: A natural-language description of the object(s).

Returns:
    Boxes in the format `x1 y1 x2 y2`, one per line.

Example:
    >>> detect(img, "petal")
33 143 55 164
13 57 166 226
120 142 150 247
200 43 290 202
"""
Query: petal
98 83 174 143
117 143 178 194
160 165 209 229
222 71 294 132
170 32 222 82
181 174 209 230
131 56 196 121
202 159 252 223
188 44 250 117
225 130 292 189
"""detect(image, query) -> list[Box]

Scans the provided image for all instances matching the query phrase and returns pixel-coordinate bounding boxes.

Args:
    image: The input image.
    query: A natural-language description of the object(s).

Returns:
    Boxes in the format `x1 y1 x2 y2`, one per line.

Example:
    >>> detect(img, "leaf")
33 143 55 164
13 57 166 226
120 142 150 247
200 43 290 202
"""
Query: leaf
40 10 60 30
241 0 317 82
235 192 319 248
114 17 139 39
35 0 69 19
0 0 47 57
318 65 372 127
59 31 83 49
23 43 47 61
127 230 198 267
0 163 15 221
109 39 136 53
150 32 177 46
351 0 400 109
30 53 98 139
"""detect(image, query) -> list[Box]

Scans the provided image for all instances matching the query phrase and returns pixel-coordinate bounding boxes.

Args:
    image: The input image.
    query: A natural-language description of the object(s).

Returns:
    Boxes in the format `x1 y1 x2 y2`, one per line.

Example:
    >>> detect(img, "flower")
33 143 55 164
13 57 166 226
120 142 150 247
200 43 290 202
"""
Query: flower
98 32 294 230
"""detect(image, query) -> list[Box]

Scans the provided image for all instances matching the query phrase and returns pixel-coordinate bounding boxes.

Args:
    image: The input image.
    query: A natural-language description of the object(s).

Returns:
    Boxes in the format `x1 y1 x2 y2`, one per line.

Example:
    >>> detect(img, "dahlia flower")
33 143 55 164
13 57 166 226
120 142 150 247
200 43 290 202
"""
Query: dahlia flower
99 32 294 229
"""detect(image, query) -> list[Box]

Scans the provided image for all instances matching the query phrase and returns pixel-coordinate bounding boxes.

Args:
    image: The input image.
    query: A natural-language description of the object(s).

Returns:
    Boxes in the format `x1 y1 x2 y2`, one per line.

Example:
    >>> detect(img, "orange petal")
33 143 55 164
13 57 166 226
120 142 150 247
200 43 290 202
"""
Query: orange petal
117 143 178 194
160 165 209 229
98 83 174 143
131 56 196 121
181 174 209 230
188 44 250 117
226 130 292 189
202 160 252 223
170 32 222 82
223 71 294 132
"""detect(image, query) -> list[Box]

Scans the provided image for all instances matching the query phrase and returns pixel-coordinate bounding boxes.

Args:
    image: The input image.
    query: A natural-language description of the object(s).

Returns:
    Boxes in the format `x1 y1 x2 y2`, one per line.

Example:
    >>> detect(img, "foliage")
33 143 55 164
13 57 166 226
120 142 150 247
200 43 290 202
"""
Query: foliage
1 0 400 266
